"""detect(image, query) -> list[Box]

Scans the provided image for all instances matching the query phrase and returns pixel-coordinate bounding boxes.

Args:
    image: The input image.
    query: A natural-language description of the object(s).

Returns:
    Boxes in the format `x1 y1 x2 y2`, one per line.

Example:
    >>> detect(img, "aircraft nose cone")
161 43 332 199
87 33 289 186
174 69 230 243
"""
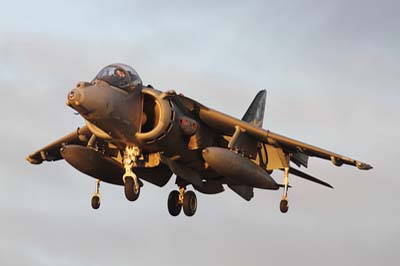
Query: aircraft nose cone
68 89 81 103
66 89 89 115
66 87 99 117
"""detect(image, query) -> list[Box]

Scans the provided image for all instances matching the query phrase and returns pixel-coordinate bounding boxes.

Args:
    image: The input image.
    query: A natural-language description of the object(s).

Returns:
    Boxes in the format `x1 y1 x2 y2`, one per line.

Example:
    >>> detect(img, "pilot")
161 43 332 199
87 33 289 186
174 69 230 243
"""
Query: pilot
114 68 128 88
115 68 126 79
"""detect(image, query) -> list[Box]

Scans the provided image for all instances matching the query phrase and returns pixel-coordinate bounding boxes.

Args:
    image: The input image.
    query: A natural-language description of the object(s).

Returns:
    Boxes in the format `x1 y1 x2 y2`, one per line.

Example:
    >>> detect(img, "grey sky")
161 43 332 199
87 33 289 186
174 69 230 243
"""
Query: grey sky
0 1 399 265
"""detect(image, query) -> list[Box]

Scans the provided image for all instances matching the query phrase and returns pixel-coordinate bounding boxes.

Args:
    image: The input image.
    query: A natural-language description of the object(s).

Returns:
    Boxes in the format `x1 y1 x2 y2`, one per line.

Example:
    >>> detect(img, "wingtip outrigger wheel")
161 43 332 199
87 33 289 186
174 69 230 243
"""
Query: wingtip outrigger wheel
280 199 289 213
280 167 290 214
91 179 101 209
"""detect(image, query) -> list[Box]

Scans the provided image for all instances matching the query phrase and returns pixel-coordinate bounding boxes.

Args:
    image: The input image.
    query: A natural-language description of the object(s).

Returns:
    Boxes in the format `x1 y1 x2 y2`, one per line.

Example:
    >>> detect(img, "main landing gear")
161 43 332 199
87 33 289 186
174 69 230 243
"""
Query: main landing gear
280 167 289 213
91 179 101 209
167 187 197 217
123 146 141 201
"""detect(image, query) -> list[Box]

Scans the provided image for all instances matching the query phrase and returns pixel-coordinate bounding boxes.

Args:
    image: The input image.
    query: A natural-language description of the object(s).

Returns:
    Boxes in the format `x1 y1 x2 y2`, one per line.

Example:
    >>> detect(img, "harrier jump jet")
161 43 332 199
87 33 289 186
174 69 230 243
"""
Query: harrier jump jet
26 64 372 216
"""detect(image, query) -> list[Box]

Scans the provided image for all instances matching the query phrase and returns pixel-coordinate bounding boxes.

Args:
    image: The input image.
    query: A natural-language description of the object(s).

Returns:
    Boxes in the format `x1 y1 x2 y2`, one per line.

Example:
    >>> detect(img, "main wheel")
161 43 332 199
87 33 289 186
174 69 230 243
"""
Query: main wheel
167 190 182 216
124 176 140 201
280 199 289 213
91 195 101 209
183 191 197 217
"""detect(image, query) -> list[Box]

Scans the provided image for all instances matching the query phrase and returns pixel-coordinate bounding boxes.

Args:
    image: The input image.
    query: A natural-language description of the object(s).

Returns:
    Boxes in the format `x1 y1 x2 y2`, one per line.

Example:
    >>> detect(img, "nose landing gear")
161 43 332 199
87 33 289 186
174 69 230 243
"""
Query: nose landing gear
123 146 141 201
124 175 140 201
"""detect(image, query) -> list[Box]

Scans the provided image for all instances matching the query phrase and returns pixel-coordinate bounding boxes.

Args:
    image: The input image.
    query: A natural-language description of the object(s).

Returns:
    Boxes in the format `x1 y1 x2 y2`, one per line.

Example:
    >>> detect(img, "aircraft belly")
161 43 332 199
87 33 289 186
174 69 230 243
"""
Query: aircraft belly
193 181 224 194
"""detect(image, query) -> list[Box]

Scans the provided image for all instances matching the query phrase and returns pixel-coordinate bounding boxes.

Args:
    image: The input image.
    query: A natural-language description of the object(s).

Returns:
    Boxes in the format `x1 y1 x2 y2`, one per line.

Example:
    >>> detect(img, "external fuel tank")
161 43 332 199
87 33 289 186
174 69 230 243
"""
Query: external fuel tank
202 147 279 190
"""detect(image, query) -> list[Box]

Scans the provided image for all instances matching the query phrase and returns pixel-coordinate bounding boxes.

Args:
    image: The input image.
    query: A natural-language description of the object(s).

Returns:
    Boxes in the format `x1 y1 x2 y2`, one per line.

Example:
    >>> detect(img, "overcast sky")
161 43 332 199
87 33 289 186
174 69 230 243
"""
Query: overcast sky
0 0 399 265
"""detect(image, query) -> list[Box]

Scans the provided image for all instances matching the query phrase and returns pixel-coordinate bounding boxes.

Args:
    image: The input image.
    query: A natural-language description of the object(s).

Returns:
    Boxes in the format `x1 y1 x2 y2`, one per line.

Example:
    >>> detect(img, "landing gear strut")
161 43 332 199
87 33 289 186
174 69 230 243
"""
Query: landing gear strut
91 179 101 209
167 186 197 217
280 167 289 213
123 146 141 201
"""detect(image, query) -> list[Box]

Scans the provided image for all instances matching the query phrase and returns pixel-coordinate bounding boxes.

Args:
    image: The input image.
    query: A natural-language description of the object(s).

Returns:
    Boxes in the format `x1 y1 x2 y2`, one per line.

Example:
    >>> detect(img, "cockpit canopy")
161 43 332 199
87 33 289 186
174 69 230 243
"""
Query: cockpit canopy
93 63 142 92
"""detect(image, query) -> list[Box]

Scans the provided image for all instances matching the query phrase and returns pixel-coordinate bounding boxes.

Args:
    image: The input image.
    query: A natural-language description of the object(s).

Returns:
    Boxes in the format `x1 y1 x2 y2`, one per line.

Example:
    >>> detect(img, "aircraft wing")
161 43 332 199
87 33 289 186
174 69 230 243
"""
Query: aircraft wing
256 130 372 170
26 126 91 164
174 94 372 170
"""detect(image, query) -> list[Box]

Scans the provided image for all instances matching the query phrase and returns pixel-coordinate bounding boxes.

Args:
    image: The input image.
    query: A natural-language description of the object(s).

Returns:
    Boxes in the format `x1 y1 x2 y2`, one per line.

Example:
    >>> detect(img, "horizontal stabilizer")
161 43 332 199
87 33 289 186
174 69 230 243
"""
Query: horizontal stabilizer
289 167 333 189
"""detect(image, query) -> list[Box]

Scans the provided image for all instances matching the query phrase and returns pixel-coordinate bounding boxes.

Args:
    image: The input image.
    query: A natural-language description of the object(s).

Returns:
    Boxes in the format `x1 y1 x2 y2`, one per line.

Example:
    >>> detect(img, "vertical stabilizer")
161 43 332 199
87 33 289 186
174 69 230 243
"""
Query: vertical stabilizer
241 90 266 128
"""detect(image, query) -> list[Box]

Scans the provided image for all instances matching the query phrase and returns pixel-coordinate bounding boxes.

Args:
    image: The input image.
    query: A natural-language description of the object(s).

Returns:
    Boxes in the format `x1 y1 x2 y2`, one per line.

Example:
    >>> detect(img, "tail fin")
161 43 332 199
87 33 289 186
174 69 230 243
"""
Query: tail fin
242 90 267 128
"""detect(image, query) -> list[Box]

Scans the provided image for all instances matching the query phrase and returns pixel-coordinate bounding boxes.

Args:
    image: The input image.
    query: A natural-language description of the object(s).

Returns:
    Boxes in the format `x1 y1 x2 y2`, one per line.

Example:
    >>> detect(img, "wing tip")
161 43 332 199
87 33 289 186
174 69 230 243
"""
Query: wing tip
357 162 373 171
26 155 43 165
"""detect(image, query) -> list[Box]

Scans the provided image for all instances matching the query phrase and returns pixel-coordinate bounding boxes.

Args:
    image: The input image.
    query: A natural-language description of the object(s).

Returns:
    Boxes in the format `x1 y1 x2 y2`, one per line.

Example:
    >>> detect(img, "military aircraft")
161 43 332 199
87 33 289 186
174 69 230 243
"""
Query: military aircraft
26 63 372 216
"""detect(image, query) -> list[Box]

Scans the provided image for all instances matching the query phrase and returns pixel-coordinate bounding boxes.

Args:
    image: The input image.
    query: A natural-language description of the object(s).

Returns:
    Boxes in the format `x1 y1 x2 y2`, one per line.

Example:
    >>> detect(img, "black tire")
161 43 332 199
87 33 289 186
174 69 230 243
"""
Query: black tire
91 195 101 209
124 176 140 201
167 190 182 216
183 191 197 217
280 199 289 213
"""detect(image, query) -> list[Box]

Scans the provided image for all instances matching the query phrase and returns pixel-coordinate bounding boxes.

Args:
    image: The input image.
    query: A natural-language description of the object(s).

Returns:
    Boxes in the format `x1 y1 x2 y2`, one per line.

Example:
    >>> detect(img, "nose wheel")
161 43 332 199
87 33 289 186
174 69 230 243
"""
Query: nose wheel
124 175 140 201
123 146 141 202
167 187 197 217
91 179 101 209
